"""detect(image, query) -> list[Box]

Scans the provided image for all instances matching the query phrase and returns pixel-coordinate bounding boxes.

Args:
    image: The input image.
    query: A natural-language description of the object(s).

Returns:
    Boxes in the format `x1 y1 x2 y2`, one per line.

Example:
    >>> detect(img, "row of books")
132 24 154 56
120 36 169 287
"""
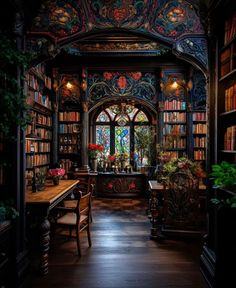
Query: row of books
193 136 206 148
224 11 236 45
26 154 50 169
194 150 205 160
59 111 80 122
193 123 207 134
224 125 236 151
27 90 52 109
59 124 80 134
192 112 206 121
163 112 186 122
225 83 236 112
163 100 186 110
25 142 51 153
60 159 74 173
28 66 52 90
163 137 186 149
36 114 52 126
163 124 186 135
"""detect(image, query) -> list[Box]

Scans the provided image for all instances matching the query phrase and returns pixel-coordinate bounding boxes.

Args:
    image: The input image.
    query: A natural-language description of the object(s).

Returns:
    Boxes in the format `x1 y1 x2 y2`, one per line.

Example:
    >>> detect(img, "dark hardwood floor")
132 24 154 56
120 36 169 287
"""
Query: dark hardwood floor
29 197 208 288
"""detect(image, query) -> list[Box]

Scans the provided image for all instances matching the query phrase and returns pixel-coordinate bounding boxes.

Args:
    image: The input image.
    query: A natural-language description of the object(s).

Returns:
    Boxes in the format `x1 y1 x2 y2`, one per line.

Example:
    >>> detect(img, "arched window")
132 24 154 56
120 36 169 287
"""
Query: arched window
95 104 151 166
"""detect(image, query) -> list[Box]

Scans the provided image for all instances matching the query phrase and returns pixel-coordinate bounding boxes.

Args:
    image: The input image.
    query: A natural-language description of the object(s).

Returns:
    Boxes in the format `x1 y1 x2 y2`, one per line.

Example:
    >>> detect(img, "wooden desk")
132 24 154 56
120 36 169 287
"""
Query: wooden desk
148 180 206 240
26 179 80 275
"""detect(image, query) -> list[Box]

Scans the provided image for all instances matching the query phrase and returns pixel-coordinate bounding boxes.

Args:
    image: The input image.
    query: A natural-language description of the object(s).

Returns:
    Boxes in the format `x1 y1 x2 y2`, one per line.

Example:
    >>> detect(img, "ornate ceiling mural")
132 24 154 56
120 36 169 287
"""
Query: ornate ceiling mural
28 0 207 72
88 71 157 104
30 0 205 42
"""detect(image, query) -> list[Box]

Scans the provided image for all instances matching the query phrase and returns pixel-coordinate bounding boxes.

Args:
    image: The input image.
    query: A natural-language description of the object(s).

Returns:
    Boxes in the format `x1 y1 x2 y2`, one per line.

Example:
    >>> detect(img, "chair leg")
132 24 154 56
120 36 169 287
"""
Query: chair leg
87 225 92 247
76 228 82 257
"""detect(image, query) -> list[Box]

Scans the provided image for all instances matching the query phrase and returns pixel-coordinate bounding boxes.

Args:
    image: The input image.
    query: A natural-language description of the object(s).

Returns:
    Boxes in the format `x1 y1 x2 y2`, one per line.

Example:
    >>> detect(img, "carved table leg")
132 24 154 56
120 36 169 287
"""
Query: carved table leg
39 218 50 275
149 189 165 240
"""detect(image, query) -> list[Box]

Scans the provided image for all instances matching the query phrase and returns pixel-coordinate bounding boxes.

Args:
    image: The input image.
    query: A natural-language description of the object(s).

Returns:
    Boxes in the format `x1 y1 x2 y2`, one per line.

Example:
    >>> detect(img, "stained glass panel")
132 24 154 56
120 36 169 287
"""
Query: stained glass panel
96 111 110 122
134 125 150 166
135 111 148 122
96 125 110 155
115 126 130 155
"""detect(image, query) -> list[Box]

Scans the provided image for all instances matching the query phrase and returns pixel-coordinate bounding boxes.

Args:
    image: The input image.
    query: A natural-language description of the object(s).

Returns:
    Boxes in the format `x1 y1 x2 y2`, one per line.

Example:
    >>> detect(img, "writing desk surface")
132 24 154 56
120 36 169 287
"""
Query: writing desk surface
26 179 80 205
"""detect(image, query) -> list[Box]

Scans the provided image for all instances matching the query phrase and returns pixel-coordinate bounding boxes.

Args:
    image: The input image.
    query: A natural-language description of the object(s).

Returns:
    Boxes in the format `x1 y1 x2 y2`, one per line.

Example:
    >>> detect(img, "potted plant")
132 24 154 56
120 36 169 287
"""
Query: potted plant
210 161 236 189
0 199 19 223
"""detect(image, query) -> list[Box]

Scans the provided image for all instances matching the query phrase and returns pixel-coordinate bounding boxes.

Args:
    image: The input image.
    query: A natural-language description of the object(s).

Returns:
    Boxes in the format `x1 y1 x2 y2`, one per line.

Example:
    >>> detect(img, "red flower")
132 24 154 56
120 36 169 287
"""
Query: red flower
118 76 127 89
88 143 104 158
48 168 65 177
112 8 127 22
103 72 113 80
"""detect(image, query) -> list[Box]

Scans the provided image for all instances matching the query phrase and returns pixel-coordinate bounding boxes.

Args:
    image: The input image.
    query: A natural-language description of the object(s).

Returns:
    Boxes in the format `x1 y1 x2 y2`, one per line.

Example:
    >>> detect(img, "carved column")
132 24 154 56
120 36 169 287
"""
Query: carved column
79 100 90 172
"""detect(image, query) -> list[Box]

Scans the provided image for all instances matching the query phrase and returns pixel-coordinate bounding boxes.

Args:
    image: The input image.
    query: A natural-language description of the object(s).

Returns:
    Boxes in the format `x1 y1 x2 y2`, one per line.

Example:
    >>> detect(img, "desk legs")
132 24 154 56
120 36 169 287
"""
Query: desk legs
149 189 165 240
39 218 50 275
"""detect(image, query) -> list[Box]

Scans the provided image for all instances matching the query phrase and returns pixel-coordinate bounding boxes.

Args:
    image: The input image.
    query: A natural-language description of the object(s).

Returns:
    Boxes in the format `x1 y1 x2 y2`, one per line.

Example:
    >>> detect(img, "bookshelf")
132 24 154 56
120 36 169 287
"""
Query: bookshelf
200 2 236 287
192 111 207 161
218 10 236 163
58 111 81 174
25 63 53 187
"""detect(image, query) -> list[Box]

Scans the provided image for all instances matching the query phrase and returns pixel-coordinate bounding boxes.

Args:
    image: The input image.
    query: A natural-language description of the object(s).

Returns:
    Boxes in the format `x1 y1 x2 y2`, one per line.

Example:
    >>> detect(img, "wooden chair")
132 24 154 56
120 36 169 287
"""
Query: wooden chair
162 171 201 236
55 191 92 256
69 180 95 223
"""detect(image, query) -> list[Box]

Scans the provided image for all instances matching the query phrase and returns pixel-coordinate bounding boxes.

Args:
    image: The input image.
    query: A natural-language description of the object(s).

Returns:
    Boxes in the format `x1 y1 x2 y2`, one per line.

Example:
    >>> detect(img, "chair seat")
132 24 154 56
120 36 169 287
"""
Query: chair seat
57 213 87 226
53 191 92 256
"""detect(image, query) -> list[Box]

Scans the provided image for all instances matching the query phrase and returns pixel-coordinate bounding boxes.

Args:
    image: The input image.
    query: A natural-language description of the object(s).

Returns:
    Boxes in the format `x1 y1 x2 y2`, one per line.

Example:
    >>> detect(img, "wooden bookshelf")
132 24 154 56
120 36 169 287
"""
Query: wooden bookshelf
25 63 53 185
58 111 81 173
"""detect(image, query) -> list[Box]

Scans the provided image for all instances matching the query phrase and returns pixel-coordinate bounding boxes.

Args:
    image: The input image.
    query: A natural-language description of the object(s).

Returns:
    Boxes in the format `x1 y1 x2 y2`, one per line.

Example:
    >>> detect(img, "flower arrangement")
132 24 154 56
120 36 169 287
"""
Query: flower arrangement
48 168 65 178
162 157 204 180
88 143 104 159
48 168 65 185
108 154 116 162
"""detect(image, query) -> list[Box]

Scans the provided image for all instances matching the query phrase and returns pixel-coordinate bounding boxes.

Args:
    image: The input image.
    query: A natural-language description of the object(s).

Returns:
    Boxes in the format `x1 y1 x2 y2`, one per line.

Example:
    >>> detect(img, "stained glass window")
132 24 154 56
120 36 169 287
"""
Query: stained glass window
96 111 109 122
95 106 150 163
134 125 150 166
135 111 148 122
115 126 130 155
96 125 110 155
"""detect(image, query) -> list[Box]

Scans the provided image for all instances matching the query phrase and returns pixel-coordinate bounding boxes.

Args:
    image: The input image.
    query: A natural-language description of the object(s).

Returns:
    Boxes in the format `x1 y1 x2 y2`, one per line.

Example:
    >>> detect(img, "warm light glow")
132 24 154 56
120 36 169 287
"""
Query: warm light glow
66 82 73 89
171 81 179 89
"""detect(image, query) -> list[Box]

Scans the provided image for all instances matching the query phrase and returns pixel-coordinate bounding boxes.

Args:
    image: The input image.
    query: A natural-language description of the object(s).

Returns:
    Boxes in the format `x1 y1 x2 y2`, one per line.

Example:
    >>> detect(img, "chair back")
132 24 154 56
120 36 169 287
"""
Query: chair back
163 171 200 230
76 191 92 225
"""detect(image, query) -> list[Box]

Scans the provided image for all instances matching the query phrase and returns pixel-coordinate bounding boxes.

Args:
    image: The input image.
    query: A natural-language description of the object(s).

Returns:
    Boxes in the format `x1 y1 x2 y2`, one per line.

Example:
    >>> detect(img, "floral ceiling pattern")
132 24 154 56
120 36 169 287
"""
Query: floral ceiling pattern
30 0 204 42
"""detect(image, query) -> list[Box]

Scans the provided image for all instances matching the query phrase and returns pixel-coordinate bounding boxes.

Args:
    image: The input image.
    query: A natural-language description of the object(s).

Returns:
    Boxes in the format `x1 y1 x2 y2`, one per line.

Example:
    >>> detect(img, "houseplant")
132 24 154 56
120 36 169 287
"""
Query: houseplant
47 168 65 185
0 32 31 140
210 161 236 189
0 199 19 223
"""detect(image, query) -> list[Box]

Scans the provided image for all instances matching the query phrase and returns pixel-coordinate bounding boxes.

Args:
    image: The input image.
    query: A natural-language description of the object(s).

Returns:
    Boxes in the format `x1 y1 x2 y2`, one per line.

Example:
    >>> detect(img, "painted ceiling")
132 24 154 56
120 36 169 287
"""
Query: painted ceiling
30 0 204 43
27 0 208 72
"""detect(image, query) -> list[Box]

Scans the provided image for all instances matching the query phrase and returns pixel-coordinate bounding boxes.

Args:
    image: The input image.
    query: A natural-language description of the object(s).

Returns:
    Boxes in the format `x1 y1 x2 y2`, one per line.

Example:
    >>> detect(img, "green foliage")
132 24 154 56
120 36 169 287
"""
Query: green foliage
0 32 31 139
0 198 19 222
210 161 236 188
211 195 236 209
134 126 154 165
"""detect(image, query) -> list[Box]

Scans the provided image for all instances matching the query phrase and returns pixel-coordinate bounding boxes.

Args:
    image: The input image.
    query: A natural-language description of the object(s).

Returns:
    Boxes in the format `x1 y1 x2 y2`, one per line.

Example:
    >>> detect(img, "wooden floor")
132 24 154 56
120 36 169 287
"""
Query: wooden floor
30 197 208 288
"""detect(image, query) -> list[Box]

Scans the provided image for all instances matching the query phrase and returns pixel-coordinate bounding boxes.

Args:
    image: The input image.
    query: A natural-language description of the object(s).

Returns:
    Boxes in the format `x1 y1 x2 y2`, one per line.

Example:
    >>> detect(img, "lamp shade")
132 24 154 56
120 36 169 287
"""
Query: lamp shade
25 131 41 141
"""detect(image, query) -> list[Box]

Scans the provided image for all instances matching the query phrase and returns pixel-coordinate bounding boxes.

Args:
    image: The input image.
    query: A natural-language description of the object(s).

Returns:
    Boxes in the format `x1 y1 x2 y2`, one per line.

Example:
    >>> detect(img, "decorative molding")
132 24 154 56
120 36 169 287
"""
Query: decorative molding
175 36 208 71
88 71 157 104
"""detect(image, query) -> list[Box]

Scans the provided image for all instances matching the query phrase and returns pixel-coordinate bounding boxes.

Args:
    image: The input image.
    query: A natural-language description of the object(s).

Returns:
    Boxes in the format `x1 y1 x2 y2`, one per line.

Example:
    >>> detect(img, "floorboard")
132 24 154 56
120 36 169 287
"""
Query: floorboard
29 197 208 288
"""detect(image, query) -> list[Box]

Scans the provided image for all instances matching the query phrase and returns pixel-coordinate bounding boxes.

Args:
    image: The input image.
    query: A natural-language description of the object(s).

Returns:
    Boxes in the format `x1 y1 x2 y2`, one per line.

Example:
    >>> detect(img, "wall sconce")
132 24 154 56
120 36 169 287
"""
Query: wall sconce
160 76 192 98
66 81 73 89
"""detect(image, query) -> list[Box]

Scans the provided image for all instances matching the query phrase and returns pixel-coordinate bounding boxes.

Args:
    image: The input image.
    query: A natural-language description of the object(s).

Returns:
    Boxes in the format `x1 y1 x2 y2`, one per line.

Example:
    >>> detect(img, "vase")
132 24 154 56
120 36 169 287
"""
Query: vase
52 177 60 185
91 158 98 172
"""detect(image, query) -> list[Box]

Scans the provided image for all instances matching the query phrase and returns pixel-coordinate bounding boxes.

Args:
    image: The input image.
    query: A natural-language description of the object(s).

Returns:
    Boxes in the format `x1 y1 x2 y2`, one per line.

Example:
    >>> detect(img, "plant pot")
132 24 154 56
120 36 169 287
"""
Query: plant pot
52 177 60 185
